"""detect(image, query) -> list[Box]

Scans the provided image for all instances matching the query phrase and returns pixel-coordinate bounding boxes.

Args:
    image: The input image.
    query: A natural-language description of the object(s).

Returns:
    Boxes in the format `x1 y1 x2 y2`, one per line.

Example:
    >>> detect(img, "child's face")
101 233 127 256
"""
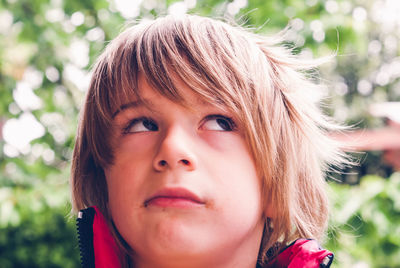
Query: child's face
104 74 264 266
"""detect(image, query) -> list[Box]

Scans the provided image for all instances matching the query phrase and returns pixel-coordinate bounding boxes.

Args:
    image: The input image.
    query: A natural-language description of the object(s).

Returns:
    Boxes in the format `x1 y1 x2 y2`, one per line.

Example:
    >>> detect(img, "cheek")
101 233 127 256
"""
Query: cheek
108 134 157 183
115 133 157 155
104 162 148 244
204 133 258 185
104 137 156 214
222 160 261 210
207 157 263 244
200 132 246 152
104 167 137 226
203 135 262 216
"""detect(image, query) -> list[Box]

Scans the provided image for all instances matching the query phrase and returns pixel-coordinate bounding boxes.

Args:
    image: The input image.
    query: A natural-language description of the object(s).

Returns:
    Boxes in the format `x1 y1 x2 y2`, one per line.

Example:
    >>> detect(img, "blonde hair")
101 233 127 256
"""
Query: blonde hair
71 14 346 265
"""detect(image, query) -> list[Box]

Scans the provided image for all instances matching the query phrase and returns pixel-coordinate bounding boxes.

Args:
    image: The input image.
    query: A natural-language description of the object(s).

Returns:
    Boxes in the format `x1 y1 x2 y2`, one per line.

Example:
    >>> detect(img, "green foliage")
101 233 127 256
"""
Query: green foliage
327 173 400 267
0 205 79 267
0 181 80 267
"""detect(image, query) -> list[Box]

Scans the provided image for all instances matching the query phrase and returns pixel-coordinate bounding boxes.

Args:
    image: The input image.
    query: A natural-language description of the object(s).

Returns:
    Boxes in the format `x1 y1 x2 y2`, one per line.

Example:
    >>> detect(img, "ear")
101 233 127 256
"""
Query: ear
263 201 275 220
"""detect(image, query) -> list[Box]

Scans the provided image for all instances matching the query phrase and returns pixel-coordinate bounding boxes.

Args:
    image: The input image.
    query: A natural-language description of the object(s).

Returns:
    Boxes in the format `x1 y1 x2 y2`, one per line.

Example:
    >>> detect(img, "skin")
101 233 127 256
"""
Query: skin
105 75 265 268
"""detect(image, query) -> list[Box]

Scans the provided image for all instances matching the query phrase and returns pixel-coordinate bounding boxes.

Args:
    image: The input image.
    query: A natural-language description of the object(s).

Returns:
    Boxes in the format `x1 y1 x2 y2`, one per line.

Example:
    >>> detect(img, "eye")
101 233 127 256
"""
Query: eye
201 115 236 131
123 117 158 133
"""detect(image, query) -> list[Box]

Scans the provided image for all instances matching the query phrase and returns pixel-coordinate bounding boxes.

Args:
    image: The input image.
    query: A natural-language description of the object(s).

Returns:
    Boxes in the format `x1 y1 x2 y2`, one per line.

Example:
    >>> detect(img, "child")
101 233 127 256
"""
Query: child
71 14 345 268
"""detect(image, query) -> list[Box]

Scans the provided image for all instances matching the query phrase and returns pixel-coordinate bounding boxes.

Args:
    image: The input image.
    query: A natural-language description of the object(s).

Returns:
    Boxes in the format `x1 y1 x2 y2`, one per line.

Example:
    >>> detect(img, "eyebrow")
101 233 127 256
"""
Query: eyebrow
112 96 220 118
112 100 148 118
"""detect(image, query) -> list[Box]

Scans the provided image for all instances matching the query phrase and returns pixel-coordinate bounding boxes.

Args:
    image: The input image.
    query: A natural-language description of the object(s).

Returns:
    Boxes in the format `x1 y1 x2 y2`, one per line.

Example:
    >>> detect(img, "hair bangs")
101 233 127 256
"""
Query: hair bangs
133 16 263 117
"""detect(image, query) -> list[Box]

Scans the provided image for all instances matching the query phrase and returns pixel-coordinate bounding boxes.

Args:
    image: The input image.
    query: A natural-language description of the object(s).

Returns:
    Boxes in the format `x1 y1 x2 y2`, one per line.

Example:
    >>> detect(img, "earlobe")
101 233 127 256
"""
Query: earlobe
263 202 275 219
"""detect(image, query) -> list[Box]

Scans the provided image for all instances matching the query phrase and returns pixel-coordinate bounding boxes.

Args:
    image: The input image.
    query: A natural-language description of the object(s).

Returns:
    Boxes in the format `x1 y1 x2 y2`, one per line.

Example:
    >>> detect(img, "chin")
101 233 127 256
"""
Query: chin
155 221 207 250
134 222 213 260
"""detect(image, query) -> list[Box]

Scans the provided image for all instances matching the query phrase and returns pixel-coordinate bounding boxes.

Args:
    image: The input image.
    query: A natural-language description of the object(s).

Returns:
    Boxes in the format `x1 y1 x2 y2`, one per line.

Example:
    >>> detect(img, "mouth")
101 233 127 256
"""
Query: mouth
144 187 205 208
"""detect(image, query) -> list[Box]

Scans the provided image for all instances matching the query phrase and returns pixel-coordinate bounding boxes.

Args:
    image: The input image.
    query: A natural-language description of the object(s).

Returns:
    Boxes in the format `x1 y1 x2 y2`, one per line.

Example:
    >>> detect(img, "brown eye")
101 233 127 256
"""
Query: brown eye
124 117 158 133
201 115 236 131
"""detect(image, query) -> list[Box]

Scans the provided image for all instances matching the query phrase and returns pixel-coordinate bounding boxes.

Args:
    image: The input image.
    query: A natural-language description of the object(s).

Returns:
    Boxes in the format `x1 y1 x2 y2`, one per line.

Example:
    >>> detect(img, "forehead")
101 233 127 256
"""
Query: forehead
113 73 226 117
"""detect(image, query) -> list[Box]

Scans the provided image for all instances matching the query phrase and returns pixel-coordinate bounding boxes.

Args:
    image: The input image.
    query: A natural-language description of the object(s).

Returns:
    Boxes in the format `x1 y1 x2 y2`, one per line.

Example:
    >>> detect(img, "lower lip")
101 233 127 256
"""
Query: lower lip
146 197 204 208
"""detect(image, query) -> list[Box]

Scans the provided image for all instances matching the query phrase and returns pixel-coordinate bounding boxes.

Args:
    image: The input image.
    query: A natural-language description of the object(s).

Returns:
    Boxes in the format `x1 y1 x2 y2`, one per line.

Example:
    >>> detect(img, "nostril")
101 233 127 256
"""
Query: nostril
181 159 189 165
159 160 167 166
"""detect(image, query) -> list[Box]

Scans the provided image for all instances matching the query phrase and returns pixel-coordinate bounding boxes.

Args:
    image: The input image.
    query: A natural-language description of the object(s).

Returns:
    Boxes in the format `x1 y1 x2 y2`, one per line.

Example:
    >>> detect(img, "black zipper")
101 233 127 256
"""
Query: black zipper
76 207 96 268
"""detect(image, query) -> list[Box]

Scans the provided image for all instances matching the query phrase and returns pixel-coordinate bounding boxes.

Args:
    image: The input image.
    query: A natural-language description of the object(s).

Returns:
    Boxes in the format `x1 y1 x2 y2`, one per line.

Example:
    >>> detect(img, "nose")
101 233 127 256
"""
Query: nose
153 126 197 172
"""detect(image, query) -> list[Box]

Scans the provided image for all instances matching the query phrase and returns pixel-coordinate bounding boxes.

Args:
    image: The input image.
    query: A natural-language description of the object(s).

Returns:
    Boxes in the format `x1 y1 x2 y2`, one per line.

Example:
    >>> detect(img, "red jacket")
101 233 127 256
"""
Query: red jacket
77 207 333 268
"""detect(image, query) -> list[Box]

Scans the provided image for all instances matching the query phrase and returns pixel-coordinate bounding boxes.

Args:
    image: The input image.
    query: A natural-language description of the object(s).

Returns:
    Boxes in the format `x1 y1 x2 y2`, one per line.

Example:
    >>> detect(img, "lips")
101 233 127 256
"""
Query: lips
144 187 205 208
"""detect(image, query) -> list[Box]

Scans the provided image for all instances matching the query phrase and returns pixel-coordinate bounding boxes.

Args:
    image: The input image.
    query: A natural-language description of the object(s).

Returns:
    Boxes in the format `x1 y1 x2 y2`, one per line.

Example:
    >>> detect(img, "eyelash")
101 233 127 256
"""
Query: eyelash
202 115 237 131
122 116 156 134
122 114 237 134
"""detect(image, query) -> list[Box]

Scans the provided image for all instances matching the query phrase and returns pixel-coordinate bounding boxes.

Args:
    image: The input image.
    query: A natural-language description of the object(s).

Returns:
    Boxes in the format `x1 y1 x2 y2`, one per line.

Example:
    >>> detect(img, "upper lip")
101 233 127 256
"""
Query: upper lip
144 187 204 206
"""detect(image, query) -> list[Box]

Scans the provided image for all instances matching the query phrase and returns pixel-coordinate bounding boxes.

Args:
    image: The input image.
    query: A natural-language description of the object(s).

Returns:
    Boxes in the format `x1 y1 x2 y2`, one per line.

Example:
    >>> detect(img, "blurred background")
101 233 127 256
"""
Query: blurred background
0 0 399 267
